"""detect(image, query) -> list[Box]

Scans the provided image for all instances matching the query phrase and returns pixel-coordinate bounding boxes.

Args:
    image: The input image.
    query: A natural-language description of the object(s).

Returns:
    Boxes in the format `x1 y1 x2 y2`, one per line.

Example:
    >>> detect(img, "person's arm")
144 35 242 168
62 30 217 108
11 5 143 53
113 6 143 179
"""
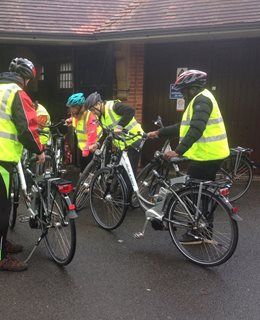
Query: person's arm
147 123 180 139
158 123 180 138
12 91 42 154
175 95 213 155
113 102 135 128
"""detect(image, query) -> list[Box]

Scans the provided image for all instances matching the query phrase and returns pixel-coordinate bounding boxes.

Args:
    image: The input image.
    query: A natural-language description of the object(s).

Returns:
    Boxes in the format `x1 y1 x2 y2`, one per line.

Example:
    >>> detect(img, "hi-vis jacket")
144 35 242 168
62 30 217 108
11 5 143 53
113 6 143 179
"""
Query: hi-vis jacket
36 103 51 145
100 101 143 150
0 73 42 164
72 110 101 156
179 89 230 161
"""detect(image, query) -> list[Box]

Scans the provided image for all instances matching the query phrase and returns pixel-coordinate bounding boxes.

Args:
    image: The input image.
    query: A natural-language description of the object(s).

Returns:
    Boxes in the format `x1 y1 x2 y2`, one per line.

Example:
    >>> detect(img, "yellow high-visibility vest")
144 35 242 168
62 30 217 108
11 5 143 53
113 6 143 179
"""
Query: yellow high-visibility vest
72 111 102 151
36 103 51 145
101 101 143 150
0 83 23 163
179 89 230 161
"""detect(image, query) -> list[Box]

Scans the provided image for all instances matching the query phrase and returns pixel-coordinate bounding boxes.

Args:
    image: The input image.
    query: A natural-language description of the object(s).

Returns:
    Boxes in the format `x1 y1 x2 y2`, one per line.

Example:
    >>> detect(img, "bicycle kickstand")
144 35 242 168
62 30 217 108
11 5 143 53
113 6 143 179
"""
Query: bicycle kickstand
133 218 151 239
23 229 48 263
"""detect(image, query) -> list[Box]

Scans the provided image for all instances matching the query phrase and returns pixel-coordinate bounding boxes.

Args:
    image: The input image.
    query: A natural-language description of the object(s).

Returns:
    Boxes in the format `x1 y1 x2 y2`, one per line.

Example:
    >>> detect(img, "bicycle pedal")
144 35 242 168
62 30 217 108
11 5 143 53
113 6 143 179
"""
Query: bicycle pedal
133 232 144 239
19 215 30 223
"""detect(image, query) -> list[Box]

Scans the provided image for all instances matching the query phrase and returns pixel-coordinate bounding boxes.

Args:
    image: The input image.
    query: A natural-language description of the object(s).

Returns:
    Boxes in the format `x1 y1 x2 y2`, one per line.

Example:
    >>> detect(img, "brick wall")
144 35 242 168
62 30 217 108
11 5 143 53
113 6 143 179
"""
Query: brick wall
127 44 144 124
114 43 144 124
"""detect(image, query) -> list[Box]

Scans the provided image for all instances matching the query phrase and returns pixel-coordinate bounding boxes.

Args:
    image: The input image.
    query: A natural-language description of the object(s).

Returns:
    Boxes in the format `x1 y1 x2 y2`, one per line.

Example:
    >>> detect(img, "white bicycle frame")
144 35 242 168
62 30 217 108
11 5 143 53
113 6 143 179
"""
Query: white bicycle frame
119 150 139 192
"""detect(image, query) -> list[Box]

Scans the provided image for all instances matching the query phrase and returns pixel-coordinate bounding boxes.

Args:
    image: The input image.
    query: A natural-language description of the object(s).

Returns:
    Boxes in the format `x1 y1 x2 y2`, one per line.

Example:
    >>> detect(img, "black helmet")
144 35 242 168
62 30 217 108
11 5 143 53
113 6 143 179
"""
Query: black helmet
173 70 207 91
9 57 36 80
84 92 102 110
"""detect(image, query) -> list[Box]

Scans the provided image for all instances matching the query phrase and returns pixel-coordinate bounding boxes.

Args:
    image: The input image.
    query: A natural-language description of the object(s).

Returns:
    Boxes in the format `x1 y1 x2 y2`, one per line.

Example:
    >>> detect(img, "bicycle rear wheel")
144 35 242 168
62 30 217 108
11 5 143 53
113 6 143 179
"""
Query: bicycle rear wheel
167 187 238 267
73 160 100 211
216 156 253 201
41 189 76 265
90 167 128 230
9 170 20 230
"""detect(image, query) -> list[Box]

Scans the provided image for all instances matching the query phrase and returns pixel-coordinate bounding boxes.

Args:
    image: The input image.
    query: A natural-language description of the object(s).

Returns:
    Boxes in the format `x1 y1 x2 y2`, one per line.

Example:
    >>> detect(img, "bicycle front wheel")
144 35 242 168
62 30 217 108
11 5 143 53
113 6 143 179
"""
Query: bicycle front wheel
216 156 253 201
41 189 76 265
73 160 100 211
167 187 238 267
90 167 128 230
9 170 20 230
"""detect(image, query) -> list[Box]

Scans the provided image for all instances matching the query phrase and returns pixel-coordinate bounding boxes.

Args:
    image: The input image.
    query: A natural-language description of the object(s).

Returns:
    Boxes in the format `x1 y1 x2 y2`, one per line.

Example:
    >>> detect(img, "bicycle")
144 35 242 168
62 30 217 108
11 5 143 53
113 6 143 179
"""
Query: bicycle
216 146 258 201
133 163 241 267
89 130 241 266
9 156 77 266
141 116 257 203
89 129 147 230
73 127 113 211
74 124 141 211
40 120 68 177
9 150 36 230
9 161 23 230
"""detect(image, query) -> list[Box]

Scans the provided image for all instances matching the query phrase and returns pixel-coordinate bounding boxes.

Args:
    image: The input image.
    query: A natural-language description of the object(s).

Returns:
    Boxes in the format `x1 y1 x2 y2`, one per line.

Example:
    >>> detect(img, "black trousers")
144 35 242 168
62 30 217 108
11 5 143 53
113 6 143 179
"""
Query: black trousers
187 159 223 181
0 162 13 259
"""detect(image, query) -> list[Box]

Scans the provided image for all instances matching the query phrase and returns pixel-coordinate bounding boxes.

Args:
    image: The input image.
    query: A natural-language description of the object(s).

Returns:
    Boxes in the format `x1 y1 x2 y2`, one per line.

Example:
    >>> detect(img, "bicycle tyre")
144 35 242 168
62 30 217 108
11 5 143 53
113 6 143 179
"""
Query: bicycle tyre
90 167 128 230
41 188 76 266
166 187 238 267
216 156 253 201
9 170 20 230
73 160 100 211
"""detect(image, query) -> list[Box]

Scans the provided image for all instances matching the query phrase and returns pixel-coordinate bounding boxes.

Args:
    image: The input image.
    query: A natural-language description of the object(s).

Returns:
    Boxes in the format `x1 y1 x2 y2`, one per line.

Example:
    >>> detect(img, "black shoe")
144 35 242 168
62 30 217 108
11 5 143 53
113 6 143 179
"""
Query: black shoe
151 219 168 231
179 230 203 245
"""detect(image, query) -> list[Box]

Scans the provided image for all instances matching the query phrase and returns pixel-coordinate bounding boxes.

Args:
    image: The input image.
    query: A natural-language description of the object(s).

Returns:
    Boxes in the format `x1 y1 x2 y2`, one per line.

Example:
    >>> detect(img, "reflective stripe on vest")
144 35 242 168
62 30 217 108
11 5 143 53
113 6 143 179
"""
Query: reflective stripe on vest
0 84 19 112
179 89 230 161
101 101 143 150
0 83 23 163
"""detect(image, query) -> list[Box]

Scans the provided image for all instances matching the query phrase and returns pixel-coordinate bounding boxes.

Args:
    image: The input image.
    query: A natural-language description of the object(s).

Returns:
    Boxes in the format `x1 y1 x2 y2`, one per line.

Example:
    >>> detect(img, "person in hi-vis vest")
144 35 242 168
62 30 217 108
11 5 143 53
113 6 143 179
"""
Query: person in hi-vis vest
0 57 45 272
66 93 101 172
148 69 229 180
33 100 51 145
147 70 230 239
84 92 144 176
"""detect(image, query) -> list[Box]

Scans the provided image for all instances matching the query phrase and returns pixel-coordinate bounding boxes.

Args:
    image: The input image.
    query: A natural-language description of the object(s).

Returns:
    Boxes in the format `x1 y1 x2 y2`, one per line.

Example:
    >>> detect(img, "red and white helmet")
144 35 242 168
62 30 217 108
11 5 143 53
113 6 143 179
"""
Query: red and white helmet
173 70 207 91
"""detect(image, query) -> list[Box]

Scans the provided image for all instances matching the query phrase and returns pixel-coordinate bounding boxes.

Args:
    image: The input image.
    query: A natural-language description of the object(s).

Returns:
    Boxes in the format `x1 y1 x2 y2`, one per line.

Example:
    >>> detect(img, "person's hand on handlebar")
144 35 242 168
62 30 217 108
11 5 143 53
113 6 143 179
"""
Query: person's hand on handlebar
36 152 46 164
163 150 179 161
114 125 123 135
147 130 159 139
65 117 72 127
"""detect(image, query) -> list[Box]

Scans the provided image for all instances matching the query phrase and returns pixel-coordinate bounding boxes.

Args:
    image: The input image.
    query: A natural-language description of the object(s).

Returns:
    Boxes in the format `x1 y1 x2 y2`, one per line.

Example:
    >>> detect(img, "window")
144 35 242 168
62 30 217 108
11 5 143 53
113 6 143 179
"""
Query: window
58 62 73 89
39 66 45 81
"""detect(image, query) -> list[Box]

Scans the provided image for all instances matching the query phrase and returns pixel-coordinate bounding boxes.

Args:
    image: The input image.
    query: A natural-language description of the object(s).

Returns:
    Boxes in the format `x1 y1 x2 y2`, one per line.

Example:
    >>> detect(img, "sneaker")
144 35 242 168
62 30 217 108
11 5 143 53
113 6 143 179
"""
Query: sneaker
0 255 28 272
5 240 23 254
179 230 203 245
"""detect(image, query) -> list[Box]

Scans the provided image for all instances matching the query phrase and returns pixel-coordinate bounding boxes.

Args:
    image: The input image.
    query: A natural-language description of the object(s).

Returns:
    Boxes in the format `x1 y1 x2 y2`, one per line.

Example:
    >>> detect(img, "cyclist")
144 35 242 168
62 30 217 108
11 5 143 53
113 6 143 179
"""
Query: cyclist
84 92 144 175
33 100 51 145
148 70 229 180
147 70 230 239
66 92 101 172
0 57 45 271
